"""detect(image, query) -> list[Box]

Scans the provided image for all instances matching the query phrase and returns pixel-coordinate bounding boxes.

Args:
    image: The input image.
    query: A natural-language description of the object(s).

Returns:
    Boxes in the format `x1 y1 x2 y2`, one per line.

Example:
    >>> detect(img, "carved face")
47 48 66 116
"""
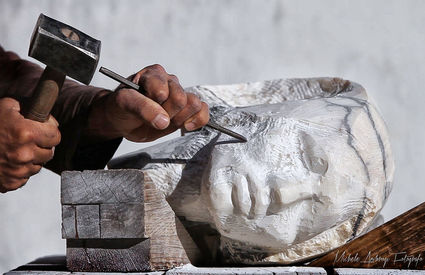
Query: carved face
202 104 371 249
109 78 394 263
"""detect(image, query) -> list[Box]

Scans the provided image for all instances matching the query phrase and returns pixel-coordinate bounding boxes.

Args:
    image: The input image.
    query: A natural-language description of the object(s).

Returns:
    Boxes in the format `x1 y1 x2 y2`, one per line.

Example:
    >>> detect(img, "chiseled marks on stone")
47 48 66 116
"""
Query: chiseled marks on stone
100 203 145 238
61 169 143 204
75 204 100 239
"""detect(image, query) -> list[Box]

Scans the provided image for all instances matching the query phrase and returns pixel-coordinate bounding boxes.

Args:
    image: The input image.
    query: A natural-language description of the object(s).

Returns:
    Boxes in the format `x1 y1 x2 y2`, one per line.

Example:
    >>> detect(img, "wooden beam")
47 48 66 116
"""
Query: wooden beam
309 202 425 269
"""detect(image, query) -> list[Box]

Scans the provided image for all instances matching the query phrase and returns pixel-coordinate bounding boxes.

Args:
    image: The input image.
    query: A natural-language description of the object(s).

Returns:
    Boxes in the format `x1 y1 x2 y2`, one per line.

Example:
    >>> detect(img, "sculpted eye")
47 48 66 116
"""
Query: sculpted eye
300 132 328 175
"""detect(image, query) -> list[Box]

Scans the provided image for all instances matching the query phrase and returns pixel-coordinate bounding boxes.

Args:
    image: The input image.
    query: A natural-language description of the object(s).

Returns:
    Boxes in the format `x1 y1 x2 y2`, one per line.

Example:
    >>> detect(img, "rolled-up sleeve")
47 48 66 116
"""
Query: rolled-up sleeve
0 45 121 173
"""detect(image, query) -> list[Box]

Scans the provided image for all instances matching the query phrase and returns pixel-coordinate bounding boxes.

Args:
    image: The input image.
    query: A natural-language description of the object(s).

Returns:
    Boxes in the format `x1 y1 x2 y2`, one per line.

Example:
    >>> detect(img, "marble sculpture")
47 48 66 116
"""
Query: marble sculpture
108 77 394 264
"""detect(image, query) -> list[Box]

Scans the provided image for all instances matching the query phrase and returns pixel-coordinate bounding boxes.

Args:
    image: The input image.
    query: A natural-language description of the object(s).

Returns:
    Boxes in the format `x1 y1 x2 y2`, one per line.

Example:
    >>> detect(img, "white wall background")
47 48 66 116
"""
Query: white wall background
0 0 424 272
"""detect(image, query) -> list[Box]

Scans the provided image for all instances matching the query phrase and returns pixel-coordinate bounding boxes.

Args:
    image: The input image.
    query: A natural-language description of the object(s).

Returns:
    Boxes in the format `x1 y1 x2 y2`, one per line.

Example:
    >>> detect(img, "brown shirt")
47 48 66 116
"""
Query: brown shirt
0 45 121 173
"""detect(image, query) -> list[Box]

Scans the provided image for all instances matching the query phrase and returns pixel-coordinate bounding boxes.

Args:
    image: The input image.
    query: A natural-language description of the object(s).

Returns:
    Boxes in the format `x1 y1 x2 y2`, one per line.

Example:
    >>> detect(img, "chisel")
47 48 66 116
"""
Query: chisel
99 66 247 142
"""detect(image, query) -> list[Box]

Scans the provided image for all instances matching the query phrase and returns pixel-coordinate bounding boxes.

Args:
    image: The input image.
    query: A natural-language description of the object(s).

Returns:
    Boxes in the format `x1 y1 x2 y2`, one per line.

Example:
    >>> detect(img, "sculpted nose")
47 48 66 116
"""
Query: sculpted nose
231 173 251 216
208 168 234 214
231 172 271 219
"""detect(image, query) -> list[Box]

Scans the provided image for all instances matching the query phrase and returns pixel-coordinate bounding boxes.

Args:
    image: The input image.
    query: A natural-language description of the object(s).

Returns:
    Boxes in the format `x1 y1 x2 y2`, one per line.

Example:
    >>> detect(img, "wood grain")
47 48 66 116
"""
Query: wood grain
309 202 425 269
100 203 145 238
61 170 144 204
143 172 202 270
62 169 201 272
67 238 151 272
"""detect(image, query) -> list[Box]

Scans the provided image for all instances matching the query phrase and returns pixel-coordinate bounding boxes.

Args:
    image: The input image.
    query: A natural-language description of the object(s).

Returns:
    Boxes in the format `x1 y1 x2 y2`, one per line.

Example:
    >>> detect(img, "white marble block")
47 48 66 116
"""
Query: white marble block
109 77 395 265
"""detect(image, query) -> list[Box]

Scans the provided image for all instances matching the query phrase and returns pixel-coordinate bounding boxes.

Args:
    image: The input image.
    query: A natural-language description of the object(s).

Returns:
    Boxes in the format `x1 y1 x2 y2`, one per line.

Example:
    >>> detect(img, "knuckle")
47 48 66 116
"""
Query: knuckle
143 73 167 85
10 166 30 178
168 74 179 82
15 126 33 144
172 91 187 110
4 150 15 163
187 94 202 112
52 128 61 146
114 90 130 109
198 103 210 125
148 64 165 73
30 164 42 174
14 147 34 163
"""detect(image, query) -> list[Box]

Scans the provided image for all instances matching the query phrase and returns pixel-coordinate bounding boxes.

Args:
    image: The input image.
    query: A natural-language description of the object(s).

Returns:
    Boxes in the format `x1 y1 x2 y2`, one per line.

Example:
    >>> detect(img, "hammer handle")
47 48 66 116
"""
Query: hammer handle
23 66 65 122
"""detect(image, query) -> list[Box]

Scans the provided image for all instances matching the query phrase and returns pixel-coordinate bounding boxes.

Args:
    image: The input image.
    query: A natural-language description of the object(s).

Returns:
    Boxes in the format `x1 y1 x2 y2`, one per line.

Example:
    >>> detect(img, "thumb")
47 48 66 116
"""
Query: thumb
117 89 170 130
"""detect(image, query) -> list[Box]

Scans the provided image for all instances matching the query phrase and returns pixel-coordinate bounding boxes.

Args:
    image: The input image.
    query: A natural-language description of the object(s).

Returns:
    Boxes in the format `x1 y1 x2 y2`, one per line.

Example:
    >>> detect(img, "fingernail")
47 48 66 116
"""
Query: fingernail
152 114 169 129
185 121 197 131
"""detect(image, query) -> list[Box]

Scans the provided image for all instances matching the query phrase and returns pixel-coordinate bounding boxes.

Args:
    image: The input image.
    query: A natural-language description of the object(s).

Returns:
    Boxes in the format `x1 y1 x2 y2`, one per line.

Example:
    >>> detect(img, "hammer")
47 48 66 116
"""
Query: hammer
24 14 101 122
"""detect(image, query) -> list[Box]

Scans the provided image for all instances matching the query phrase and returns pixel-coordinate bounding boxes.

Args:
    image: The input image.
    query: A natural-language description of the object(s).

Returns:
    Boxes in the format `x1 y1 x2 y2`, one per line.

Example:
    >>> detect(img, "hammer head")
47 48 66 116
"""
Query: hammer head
29 14 101 85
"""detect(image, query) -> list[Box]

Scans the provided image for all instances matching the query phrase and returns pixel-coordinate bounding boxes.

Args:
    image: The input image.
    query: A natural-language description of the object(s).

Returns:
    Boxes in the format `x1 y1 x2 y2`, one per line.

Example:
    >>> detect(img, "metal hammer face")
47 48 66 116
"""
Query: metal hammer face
28 14 101 85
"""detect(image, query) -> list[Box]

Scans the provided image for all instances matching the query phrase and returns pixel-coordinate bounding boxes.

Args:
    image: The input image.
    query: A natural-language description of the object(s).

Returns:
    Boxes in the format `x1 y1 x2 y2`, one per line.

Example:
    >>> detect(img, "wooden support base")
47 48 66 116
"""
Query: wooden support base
309 202 425 270
61 170 201 272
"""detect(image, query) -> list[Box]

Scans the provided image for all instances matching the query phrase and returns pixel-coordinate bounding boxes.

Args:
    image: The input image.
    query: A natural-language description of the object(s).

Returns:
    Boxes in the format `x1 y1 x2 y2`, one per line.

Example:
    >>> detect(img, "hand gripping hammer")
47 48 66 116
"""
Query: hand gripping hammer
24 14 101 122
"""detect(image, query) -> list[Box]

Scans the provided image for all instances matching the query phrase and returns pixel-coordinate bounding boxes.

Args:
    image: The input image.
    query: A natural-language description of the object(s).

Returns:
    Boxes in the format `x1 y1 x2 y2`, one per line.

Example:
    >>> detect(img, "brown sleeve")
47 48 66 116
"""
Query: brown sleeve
0 45 122 174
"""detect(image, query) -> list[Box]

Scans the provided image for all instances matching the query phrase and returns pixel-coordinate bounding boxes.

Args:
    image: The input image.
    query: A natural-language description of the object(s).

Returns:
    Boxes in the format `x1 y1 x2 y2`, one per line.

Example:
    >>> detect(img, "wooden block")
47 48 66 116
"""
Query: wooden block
62 169 202 272
67 239 151 272
61 169 143 204
62 205 76 239
76 204 100 239
100 203 145 238
309 202 425 270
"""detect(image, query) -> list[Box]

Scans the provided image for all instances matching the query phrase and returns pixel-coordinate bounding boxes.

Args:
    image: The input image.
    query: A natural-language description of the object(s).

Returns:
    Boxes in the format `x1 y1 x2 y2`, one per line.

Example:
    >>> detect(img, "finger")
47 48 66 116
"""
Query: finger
33 146 55 164
5 146 35 164
134 64 169 103
184 102 210 131
20 117 61 148
116 89 170 130
160 77 187 119
0 177 28 193
171 93 202 127
125 124 178 143
5 144 53 165
1 163 41 179
46 115 59 127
